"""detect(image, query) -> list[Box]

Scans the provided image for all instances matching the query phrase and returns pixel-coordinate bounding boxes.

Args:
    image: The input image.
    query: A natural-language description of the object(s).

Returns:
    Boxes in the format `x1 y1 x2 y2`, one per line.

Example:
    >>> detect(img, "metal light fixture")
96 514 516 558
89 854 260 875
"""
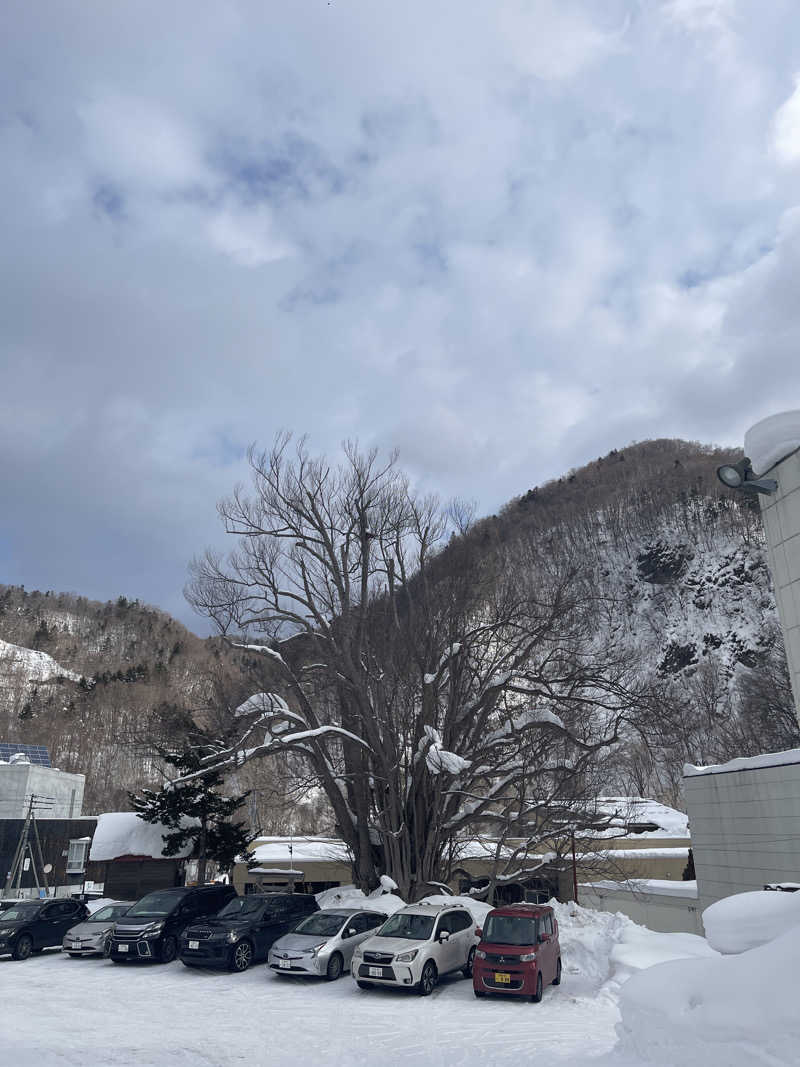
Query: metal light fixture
716 457 777 496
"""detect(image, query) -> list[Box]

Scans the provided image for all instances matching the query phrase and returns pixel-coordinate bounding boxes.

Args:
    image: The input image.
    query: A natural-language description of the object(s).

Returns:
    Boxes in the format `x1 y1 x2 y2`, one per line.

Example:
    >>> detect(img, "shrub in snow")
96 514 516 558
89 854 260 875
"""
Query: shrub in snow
702 889 800 954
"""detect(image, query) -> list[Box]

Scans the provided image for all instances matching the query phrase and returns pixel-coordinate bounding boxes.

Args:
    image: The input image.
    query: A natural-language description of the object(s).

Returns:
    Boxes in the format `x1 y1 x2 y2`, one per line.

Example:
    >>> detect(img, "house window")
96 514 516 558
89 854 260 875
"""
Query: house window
66 839 90 874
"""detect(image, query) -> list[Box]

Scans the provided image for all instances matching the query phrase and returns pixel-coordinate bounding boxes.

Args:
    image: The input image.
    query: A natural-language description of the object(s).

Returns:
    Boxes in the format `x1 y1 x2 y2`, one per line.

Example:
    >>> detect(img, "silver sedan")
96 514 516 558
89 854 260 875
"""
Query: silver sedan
63 901 134 957
268 908 387 981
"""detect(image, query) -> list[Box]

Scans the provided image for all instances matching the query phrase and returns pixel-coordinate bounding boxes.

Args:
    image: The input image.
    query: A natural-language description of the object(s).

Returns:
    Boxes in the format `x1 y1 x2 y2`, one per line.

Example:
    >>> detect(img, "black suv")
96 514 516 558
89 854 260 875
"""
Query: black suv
108 884 236 964
180 892 319 973
0 899 89 960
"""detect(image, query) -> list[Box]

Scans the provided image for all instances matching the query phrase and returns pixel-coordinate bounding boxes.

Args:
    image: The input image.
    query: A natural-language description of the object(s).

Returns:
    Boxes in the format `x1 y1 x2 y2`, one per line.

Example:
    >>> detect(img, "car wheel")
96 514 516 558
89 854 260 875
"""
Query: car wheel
103 938 112 959
418 960 437 997
356 980 372 990
229 940 253 973
531 972 543 1003
325 952 343 981
160 936 177 964
552 958 562 986
12 935 33 961
462 946 476 979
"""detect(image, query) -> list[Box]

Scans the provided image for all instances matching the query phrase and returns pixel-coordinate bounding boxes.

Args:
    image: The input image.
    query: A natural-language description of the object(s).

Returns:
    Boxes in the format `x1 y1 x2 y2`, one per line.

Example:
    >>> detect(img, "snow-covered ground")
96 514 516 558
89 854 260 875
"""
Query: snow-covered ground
3 900 717 1067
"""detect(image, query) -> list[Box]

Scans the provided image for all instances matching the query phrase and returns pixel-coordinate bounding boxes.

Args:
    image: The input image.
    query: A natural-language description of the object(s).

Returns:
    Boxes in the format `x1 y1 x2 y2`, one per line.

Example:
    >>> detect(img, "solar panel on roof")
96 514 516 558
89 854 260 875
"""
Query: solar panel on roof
0 743 52 767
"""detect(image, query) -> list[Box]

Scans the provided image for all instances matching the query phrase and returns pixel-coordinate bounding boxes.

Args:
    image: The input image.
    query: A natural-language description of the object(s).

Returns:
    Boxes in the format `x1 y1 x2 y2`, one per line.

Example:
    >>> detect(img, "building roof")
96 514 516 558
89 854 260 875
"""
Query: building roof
89 812 195 862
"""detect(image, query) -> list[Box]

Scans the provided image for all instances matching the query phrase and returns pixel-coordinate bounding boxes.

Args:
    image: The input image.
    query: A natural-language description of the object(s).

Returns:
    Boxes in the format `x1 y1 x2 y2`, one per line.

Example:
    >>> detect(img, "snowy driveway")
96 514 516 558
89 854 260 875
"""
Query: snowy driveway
4 946 619 1066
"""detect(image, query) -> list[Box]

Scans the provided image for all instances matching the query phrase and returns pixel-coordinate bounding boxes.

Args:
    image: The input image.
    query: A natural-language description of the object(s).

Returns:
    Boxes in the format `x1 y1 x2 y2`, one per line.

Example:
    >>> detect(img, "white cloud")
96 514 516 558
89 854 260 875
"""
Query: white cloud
772 76 800 165
2 1 800 627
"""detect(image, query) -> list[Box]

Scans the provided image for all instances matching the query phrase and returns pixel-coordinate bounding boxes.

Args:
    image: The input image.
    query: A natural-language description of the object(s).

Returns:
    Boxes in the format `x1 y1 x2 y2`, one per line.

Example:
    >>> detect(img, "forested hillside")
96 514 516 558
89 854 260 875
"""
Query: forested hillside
1 437 797 825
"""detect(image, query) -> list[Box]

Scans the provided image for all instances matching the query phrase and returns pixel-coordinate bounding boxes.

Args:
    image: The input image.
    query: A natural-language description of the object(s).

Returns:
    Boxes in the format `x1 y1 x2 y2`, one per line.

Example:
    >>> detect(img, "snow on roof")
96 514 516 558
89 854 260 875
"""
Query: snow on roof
248 836 351 864
583 879 698 899
684 747 800 777
744 409 800 475
89 812 195 862
594 797 689 838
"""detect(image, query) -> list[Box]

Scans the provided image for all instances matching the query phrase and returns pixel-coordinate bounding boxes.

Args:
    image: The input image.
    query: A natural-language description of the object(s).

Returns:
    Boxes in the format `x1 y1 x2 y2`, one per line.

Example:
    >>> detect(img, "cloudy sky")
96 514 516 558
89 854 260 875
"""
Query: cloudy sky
2 0 800 632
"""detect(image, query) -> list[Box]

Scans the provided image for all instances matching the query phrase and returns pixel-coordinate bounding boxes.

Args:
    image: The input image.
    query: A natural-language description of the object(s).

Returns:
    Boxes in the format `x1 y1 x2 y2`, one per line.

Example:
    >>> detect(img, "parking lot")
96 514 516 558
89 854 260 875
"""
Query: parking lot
3 938 620 1066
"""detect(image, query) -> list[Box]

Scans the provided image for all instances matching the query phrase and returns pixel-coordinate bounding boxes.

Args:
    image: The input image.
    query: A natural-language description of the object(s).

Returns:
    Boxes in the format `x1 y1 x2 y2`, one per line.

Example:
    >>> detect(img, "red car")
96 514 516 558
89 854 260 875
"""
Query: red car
472 902 561 1002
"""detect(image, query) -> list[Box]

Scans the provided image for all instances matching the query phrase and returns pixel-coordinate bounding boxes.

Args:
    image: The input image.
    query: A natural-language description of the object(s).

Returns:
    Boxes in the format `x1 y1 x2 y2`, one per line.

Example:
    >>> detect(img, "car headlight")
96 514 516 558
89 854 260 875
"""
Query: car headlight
352 945 363 959
143 922 165 938
475 949 486 959
394 949 418 963
309 941 327 957
227 931 241 944
519 952 536 962
0 928 15 936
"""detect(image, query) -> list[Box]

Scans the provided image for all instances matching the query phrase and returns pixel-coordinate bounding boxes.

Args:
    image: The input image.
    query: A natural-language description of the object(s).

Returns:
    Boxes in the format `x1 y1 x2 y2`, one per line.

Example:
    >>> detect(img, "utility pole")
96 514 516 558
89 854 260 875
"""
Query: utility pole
4 794 53 898
571 832 579 905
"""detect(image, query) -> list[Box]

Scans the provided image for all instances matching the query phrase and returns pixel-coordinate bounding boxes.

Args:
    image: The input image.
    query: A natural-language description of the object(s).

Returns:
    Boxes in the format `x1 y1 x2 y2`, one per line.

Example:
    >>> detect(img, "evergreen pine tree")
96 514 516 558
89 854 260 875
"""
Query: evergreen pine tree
129 740 255 884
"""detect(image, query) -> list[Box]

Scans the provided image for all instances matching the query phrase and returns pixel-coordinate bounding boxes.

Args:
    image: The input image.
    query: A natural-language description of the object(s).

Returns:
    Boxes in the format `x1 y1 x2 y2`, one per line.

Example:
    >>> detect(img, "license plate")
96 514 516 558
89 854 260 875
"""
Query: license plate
118 943 129 953
188 940 199 950
494 972 511 984
368 966 384 977
279 959 291 969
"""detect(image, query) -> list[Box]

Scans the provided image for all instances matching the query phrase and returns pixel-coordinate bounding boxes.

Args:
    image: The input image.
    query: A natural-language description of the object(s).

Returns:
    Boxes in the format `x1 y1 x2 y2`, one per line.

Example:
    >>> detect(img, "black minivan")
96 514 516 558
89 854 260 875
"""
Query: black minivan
179 892 319 973
108 884 236 964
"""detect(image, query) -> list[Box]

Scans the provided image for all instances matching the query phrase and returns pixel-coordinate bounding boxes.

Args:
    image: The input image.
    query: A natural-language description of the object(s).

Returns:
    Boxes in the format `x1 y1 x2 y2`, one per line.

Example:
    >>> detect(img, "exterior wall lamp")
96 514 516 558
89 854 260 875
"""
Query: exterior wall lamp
716 457 777 496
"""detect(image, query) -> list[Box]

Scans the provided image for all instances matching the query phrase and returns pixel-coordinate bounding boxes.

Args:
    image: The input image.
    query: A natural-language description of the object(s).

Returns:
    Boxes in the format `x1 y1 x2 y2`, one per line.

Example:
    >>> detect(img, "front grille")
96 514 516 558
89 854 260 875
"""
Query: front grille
187 928 213 940
483 953 524 966
358 963 396 981
483 974 524 990
363 951 394 964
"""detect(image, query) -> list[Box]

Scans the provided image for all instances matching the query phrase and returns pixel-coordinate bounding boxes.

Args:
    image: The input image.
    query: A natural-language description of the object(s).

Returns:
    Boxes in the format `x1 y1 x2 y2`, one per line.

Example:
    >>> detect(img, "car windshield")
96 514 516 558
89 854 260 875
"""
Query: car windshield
126 892 184 918
218 897 262 918
483 914 539 946
293 912 347 937
377 912 435 941
89 904 130 922
1 903 42 921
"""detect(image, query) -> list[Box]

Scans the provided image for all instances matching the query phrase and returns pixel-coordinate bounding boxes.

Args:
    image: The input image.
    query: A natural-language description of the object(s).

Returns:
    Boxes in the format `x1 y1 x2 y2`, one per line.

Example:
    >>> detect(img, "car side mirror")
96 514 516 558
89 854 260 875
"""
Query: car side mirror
538 933 548 944
347 928 358 937
438 930 450 943
475 927 482 938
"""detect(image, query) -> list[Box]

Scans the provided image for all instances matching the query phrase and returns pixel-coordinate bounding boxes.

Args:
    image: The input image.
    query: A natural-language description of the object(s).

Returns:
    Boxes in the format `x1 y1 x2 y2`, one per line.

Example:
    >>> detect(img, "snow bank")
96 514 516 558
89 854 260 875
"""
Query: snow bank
617 924 800 1065
745 409 800 474
314 883 405 915
418 893 493 924
89 812 195 861
702 889 800 953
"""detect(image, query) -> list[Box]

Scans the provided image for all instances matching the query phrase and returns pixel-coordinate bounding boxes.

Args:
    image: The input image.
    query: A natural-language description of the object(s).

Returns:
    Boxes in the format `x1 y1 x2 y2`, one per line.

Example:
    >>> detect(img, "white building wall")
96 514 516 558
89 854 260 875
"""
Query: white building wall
0 763 85 819
756 447 800 724
580 884 703 935
683 759 800 912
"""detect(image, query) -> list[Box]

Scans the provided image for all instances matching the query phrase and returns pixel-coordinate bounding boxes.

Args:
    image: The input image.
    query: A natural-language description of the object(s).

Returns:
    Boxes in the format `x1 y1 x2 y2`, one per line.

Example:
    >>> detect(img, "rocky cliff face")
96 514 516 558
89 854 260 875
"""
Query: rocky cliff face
2 438 797 814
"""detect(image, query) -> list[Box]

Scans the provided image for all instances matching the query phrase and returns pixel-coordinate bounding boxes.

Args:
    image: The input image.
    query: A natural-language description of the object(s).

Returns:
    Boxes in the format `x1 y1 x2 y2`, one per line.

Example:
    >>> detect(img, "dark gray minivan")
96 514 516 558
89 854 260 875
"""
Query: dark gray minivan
108 884 236 964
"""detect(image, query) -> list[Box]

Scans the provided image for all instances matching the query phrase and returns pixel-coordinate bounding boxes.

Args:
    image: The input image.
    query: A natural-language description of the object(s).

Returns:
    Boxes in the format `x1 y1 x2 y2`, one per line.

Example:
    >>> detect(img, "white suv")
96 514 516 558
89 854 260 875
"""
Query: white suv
351 903 479 996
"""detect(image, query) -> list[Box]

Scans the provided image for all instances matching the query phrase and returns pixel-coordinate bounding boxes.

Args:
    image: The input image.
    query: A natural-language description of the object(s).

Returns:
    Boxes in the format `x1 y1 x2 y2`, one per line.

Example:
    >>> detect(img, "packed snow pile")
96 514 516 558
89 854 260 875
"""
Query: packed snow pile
702 889 800 953
314 883 406 915
745 409 800 474
89 812 196 861
549 899 715 996
419 893 492 924
0 637 81 684
617 923 800 1065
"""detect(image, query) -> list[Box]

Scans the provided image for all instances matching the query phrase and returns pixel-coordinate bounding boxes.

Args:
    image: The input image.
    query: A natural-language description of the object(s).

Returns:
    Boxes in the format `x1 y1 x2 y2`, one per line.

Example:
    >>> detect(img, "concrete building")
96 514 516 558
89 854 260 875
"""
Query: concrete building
0 759 85 820
683 411 800 913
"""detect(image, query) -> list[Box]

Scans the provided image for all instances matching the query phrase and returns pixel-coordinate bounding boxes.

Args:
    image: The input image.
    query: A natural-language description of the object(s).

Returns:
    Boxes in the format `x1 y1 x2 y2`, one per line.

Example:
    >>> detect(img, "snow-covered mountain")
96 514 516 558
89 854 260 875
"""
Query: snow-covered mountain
0 637 82 684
